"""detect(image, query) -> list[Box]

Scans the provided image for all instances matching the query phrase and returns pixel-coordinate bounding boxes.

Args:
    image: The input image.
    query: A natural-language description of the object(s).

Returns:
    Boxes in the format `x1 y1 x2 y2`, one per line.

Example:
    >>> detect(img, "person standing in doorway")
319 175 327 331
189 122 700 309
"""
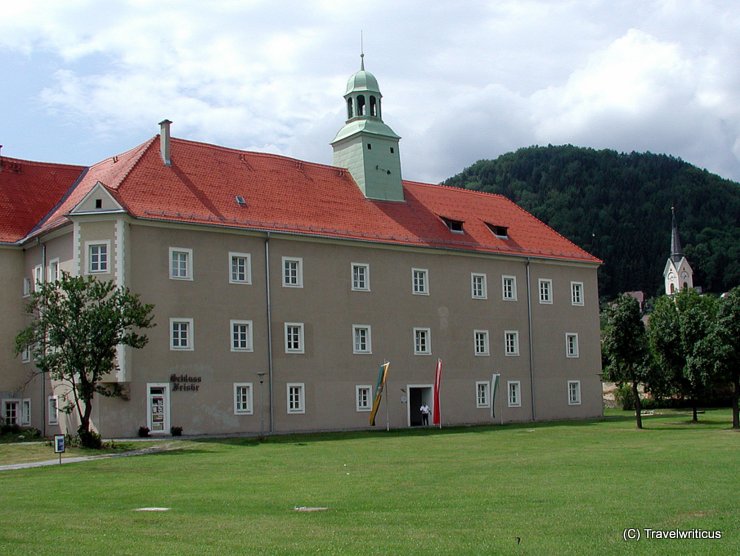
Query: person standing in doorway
420 403 430 426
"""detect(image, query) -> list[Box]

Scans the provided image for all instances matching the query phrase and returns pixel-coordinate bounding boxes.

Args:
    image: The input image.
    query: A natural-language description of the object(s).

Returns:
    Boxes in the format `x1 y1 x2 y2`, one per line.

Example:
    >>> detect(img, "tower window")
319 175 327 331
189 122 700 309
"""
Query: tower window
390 147 394 154
367 143 372 150
370 96 377 117
357 95 366 116
347 98 353 119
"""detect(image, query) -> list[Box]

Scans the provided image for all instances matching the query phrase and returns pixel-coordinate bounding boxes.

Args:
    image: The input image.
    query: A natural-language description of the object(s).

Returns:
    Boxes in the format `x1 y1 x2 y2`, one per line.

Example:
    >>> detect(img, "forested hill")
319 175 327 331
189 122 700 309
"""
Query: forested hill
443 145 740 300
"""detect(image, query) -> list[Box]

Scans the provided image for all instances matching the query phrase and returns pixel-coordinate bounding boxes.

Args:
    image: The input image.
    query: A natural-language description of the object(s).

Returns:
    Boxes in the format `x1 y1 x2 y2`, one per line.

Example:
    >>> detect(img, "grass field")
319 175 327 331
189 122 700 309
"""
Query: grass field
1 409 737 555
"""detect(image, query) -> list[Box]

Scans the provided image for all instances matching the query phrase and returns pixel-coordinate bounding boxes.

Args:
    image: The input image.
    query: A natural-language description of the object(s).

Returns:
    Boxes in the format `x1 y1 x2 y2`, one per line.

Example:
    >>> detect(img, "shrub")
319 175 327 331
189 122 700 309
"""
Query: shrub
170 426 183 436
78 429 102 449
138 426 150 438
615 384 638 410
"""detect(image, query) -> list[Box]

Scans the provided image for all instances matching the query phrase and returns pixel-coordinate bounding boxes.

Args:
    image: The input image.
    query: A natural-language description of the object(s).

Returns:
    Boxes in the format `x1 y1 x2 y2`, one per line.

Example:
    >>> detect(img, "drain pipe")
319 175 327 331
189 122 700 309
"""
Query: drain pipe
525 258 536 422
39 240 47 437
264 232 274 434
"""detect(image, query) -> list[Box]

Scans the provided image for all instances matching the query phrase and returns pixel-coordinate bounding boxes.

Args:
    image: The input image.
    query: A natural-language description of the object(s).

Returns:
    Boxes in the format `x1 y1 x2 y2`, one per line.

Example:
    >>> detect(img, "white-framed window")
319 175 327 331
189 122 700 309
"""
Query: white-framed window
566 333 579 358
502 275 517 301
568 380 582 405
471 273 487 299
87 241 110 274
505 330 520 356
234 383 254 415
169 247 192 280
287 383 305 414
230 320 253 352
356 385 372 412
21 399 31 426
538 278 553 304
351 263 370 291
412 268 429 295
352 325 372 354
170 318 194 350
3 400 19 425
282 257 303 288
508 381 521 407
571 281 584 306
48 258 60 282
284 323 305 354
23 277 31 297
414 327 431 355
48 396 59 425
33 264 44 291
474 330 490 356
476 381 490 408
229 252 252 284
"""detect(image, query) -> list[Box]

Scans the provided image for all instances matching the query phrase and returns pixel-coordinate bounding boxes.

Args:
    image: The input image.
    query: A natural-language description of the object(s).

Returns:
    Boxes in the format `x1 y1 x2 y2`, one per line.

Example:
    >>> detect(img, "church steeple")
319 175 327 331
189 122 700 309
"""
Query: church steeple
331 55 404 201
664 206 694 294
670 206 683 263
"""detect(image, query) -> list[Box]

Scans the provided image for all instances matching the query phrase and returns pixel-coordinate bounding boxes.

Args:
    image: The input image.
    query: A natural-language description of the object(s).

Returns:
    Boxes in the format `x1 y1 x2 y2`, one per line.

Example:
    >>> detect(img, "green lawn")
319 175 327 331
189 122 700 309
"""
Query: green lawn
1 409 737 555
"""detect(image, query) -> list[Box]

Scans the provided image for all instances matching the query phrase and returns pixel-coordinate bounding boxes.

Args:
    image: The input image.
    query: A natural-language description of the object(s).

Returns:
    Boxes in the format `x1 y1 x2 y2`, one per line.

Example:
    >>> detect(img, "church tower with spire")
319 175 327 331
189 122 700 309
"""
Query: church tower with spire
663 206 694 294
331 54 404 201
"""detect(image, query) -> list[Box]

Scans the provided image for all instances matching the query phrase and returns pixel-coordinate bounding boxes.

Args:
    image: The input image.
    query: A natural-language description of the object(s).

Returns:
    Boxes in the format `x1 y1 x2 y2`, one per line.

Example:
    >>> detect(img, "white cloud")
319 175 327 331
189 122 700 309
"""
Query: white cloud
1 0 739 182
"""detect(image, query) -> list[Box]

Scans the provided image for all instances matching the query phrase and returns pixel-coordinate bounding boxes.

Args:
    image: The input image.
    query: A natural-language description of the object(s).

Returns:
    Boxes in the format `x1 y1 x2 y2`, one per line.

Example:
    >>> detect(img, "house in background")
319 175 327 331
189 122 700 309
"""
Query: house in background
1 60 603 437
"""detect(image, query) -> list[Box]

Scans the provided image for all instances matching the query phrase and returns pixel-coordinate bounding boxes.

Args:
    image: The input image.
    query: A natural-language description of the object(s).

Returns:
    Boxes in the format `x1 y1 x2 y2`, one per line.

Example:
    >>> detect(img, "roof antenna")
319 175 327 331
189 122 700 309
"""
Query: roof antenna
360 30 365 70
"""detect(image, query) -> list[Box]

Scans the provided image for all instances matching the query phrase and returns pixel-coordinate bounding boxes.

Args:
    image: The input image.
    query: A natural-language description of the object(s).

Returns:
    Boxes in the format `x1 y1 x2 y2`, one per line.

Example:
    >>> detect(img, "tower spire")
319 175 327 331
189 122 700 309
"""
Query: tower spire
360 31 365 70
670 206 683 263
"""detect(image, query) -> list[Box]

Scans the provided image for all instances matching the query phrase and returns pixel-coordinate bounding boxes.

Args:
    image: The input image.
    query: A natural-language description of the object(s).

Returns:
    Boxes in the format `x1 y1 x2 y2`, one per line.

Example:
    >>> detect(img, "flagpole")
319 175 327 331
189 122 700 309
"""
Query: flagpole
384 360 390 432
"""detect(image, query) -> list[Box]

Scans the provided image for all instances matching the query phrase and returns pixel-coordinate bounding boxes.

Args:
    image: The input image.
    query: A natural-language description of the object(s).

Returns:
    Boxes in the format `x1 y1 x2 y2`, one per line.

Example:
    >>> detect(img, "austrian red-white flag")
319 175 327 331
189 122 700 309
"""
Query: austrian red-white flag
432 359 442 426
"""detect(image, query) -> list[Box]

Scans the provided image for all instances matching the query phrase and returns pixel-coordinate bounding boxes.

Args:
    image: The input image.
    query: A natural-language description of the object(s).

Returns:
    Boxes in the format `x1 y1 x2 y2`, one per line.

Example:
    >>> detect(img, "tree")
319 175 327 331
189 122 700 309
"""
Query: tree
713 287 740 429
648 289 719 422
602 295 655 428
15 273 154 447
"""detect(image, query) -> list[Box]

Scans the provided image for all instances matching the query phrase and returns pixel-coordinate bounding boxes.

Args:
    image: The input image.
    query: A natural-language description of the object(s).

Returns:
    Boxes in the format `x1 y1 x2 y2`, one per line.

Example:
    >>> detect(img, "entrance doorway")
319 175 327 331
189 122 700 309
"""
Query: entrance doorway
408 385 433 427
147 383 170 434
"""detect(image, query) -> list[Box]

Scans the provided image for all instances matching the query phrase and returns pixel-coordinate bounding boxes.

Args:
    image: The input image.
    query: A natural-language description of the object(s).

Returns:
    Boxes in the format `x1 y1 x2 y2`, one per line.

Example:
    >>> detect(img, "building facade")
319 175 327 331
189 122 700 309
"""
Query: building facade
1 62 603 437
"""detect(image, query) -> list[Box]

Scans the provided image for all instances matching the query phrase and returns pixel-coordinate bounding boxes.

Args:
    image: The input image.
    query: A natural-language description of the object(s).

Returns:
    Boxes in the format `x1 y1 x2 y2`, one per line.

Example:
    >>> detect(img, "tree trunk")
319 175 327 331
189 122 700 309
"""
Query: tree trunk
692 403 698 423
632 381 643 429
732 371 739 430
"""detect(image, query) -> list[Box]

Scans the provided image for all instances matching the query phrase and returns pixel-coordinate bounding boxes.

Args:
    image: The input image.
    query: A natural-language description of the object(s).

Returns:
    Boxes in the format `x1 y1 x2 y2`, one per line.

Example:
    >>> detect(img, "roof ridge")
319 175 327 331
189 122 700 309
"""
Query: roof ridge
404 180 509 201
0 156 85 172
98 136 157 191
167 136 351 174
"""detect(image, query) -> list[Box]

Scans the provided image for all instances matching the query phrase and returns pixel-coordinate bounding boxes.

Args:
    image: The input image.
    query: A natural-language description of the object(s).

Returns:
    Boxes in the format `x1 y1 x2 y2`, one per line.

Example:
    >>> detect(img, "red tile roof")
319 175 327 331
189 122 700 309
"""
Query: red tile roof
0 157 85 243
15 135 600 263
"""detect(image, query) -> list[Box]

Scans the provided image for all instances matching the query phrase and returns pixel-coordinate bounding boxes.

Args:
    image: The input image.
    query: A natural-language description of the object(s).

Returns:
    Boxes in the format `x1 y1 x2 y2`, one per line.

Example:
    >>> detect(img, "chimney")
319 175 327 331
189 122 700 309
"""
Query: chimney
159 119 172 166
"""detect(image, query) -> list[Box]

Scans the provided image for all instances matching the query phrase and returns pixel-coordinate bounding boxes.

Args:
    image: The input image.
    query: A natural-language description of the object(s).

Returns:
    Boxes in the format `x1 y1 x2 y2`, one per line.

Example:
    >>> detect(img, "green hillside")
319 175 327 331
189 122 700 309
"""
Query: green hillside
444 145 740 299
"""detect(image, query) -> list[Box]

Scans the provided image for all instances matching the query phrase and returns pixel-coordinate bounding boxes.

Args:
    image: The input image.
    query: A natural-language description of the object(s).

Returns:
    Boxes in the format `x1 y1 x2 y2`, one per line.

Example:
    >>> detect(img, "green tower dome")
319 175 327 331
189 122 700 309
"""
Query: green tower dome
345 58 381 95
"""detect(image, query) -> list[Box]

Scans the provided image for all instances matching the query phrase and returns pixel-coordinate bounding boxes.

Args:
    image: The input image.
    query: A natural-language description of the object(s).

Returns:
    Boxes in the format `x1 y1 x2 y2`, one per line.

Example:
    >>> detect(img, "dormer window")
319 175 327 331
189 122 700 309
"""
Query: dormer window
441 216 464 234
485 223 509 239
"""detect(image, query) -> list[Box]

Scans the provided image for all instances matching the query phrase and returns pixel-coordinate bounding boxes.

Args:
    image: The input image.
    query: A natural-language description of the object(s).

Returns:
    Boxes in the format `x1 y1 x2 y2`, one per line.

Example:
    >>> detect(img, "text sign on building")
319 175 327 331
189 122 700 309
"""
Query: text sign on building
170 373 201 392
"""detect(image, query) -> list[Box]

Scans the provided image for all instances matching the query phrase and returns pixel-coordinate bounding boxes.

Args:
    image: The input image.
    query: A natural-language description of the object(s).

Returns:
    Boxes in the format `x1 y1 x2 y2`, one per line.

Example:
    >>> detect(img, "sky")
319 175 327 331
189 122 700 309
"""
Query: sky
1 0 739 184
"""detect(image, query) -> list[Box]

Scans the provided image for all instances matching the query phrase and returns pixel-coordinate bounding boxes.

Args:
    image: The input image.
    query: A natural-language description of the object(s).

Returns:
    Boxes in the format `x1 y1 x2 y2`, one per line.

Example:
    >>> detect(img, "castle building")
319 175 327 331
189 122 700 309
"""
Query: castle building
1 60 603 437
663 207 694 295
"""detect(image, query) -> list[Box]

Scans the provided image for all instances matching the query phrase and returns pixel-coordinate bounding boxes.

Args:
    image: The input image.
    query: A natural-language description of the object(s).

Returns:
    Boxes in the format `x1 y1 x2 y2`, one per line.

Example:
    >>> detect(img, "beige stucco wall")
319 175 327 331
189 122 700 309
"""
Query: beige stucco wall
86 219 601 437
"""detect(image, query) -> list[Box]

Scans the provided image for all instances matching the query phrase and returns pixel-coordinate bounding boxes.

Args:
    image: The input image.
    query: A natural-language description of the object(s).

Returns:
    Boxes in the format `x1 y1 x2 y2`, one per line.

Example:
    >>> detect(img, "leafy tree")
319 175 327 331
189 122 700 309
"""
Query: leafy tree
713 287 740 429
602 295 656 428
648 289 719 422
15 273 154 447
